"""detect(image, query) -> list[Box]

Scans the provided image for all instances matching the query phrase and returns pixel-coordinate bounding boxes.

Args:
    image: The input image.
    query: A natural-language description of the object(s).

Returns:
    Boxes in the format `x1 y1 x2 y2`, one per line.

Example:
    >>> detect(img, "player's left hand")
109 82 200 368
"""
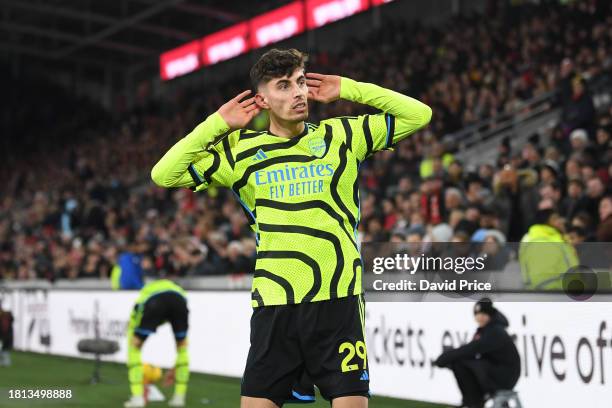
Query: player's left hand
306 73 341 103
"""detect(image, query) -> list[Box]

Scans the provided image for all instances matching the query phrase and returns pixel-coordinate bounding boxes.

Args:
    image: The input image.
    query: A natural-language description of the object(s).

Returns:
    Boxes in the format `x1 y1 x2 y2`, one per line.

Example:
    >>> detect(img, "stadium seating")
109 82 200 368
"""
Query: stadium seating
0 1 610 281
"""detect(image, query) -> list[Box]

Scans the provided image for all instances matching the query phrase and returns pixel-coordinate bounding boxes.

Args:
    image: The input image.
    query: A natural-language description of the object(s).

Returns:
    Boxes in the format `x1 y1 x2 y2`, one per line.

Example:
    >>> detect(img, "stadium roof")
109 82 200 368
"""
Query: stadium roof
1 0 292 77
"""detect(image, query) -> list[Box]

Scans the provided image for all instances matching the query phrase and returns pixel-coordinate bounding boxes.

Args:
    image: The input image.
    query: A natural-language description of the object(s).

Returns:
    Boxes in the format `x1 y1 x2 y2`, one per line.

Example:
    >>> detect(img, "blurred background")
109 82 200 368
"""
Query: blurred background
0 1 611 407
1 0 610 285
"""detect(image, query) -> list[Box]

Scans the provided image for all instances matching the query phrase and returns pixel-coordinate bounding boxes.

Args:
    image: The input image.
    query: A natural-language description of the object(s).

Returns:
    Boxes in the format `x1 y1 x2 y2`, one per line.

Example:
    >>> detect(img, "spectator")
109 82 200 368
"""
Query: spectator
111 251 144 290
564 155 583 181
520 141 542 171
561 76 596 135
445 160 465 189
596 195 612 242
519 209 579 290
585 177 606 221
444 188 464 212
540 160 561 185
420 142 453 179
567 226 589 261
555 58 575 107
560 178 590 221
569 128 590 152
434 299 520 408
538 182 563 212
494 166 539 242
419 177 445 226
594 125 611 165
223 241 253 275
479 231 510 271
1 0 610 282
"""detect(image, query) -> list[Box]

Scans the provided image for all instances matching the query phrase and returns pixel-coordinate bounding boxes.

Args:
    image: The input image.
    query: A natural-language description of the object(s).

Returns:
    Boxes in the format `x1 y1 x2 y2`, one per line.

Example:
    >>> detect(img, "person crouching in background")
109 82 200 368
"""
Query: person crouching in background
434 299 520 408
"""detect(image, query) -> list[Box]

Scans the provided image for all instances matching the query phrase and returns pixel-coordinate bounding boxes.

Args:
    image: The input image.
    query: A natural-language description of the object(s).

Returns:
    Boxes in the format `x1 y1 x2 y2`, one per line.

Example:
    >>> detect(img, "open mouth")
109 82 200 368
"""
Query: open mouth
293 102 306 109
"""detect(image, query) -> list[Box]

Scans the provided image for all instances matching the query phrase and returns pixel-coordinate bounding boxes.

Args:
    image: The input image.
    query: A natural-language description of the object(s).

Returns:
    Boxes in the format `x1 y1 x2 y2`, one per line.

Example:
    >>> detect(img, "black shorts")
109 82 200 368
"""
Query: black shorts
283 370 316 404
241 294 369 406
133 292 189 341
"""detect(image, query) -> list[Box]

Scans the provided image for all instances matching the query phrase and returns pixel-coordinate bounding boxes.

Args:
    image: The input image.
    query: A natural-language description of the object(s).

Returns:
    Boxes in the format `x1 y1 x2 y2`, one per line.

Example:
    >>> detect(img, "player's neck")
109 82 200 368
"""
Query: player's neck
268 118 305 139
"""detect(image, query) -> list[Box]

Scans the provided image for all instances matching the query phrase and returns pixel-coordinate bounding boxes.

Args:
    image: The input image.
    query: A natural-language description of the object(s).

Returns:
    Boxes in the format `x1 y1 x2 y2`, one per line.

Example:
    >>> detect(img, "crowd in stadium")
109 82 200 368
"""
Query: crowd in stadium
1 0 610 281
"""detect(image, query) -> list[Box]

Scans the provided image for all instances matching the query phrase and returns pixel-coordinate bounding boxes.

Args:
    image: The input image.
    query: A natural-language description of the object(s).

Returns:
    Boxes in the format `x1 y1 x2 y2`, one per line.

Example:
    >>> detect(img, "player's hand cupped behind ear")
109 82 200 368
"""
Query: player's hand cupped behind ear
217 90 261 130
306 73 341 104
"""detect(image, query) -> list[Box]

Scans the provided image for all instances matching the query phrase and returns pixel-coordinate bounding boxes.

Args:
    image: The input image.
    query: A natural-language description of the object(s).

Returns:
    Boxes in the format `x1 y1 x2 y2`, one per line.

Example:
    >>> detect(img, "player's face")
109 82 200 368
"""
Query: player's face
257 69 309 123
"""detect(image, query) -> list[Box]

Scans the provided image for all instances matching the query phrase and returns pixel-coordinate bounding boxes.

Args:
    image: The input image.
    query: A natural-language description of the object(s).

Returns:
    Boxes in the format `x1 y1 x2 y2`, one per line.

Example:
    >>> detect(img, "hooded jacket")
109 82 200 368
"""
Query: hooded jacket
434 310 521 388
519 224 579 290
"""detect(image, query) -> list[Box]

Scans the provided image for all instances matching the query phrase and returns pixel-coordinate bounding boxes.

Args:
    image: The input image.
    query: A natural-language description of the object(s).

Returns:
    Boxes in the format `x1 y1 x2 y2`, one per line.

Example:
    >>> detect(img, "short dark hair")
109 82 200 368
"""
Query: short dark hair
250 48 308 89
567 225 586 237
535 208 558 225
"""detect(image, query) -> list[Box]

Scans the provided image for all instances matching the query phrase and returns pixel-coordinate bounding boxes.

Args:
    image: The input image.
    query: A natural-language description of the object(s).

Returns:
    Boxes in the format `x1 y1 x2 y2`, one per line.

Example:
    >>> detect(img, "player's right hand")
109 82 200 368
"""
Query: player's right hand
217 90 261 129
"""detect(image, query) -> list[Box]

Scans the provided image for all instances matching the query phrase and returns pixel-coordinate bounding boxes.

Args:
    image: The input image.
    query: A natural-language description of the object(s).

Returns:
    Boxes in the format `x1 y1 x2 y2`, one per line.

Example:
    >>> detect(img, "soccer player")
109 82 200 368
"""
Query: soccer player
124 279 190 408
151 48 432 407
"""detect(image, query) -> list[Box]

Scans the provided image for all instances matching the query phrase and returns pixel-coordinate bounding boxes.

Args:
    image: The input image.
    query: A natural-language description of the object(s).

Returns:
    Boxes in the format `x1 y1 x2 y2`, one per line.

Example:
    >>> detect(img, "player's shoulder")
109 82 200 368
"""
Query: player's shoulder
304 121 321 133
320 115 358 125
207 128 260 155
319 115 366 130
209 128 275 167
318 116 364 141
230 128 270 147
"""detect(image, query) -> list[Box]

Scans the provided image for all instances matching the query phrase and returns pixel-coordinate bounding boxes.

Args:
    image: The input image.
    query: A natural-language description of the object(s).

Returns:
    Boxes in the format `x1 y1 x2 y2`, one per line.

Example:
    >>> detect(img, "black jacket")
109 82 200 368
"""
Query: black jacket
435 310 520 376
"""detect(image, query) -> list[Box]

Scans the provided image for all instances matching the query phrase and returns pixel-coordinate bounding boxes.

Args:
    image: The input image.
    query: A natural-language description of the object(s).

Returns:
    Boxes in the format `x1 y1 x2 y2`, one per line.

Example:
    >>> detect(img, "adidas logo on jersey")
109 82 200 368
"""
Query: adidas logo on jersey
360 370 369 381
252 149 268 161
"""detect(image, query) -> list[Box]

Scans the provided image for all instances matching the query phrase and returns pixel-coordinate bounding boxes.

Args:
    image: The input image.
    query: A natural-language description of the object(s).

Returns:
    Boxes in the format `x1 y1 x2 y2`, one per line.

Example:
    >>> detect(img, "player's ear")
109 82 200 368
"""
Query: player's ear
254 92 269 110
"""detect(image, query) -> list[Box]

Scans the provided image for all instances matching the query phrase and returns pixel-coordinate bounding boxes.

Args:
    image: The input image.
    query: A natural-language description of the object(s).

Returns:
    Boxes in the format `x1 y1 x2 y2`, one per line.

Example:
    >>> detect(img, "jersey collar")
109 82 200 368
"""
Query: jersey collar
267 122 309 140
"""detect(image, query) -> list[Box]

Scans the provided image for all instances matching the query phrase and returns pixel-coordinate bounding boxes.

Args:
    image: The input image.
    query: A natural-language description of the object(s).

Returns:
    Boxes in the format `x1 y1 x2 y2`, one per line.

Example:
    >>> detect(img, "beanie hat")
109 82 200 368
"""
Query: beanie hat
474 298 495 316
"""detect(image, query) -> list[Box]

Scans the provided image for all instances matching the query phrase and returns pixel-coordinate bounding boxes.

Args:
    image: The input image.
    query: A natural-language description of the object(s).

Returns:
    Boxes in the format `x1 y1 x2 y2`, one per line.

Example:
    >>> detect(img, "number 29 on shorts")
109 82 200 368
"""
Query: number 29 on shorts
338 340 367 372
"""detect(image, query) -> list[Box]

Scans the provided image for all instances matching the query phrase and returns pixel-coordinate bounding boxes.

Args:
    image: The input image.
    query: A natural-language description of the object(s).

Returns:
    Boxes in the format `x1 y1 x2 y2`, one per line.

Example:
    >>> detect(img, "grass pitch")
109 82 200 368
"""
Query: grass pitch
0 352 445 407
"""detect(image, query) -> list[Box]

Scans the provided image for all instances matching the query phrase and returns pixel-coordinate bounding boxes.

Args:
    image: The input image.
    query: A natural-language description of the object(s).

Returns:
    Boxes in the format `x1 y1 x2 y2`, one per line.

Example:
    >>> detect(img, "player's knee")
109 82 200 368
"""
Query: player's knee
331 395 368 408
240 396 280 408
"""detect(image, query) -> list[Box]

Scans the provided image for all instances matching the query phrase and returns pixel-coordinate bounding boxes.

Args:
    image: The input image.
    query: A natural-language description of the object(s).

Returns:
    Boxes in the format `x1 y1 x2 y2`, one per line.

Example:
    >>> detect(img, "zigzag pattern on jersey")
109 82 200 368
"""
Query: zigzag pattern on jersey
240 123 355 303
257 222 344 302
231 124 333 193
255 249 321 304
196 120 368 306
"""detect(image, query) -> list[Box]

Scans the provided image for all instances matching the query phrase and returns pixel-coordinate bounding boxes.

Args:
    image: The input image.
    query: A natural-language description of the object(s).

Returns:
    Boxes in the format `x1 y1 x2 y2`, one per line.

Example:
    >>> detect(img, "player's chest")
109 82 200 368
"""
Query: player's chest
236 131 355 201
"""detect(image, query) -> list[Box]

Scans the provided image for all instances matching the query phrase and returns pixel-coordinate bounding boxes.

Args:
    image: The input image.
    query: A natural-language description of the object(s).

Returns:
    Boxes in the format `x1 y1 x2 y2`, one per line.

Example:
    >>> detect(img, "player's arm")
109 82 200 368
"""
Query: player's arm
339 76 432 144
433 327 503 367
151 90 260 188
307 73 432 160
151 112 229 188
